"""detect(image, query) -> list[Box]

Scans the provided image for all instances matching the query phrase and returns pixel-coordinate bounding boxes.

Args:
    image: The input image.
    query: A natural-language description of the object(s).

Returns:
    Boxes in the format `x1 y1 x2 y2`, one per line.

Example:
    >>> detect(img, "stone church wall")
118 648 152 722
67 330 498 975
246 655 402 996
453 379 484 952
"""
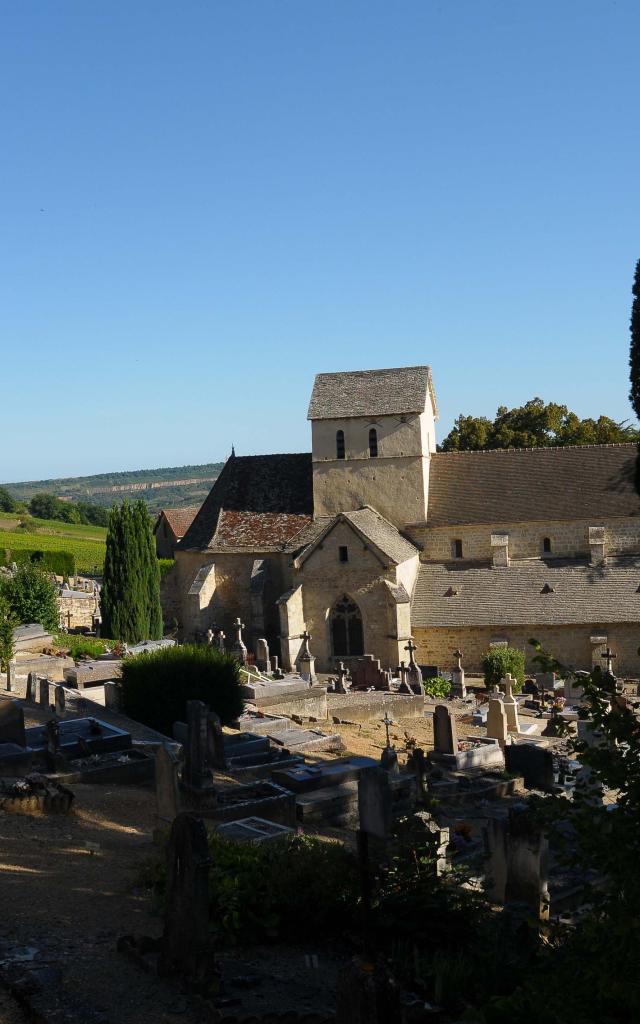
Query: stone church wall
414 622 640 677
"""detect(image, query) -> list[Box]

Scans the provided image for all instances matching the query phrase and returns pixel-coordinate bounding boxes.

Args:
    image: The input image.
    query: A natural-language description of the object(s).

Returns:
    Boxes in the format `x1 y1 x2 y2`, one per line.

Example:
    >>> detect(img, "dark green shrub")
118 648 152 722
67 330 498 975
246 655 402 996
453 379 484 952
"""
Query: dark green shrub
424 675 451 698
6 548 75 576
482 646 525 692
3 562 59 632
119 644 245 734
146 831 359 945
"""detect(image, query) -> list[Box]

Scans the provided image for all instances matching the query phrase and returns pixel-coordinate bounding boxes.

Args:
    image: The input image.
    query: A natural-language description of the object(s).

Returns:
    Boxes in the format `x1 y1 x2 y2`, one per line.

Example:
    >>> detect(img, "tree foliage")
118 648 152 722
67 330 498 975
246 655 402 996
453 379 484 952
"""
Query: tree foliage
439 397 639 452
28 492 109 526
482 646 525 691
119 644 244 734
0 591 17 674
1 563 59 632
101 500 162 643
0 487 17 513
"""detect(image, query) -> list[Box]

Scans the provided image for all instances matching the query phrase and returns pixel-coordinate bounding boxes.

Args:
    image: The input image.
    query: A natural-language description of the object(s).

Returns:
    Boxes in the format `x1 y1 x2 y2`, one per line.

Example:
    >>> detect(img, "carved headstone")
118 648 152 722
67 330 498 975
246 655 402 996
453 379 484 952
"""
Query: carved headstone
297 630 317 685
486 697 508 748
433 704 458 755
0 699 26 746
334 661 350 695
159 813 214 986
501 674 520 733
404 639 424 696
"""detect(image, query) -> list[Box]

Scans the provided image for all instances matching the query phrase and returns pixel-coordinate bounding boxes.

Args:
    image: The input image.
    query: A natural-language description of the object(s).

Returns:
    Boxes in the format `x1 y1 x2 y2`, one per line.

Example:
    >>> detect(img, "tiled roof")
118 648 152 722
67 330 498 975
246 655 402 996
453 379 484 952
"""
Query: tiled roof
342 507 419 564
411 555 640 627
427 444 639 527
180 453 313 551
292 505 420 567
307 366 437 420
155 507 199 539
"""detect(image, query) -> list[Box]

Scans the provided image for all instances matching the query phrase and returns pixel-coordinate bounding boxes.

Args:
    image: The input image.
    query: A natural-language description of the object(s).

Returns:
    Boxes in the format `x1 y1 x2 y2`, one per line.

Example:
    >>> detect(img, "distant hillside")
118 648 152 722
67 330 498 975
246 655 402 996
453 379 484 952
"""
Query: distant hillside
3 463 223 514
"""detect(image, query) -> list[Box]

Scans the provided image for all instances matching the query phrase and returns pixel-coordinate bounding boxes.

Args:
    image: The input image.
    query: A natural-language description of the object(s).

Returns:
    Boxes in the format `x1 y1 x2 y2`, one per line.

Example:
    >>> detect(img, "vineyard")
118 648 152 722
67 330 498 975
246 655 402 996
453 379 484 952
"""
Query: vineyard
0 514 107 574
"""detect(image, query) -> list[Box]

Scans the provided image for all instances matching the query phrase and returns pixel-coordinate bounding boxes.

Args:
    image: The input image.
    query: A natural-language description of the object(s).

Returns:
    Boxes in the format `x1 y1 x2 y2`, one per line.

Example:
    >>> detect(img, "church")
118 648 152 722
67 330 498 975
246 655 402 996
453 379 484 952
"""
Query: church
162 366 640 677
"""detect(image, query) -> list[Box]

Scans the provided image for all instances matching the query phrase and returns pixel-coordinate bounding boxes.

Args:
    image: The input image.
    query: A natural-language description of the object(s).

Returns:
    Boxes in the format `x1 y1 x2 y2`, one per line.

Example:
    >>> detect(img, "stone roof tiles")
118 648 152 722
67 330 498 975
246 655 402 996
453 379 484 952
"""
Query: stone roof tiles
427 444 639 527
307 365 437 420
411 555 640 627
291 505 419 567
180 453 313 552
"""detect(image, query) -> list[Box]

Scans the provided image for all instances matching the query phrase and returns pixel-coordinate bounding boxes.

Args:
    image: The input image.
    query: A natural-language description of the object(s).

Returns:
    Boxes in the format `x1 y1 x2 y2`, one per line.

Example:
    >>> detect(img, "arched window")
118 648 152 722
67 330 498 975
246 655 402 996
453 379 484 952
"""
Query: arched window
331 595 364 657
369 427 378 458
543 537 551 553
336 429 345 460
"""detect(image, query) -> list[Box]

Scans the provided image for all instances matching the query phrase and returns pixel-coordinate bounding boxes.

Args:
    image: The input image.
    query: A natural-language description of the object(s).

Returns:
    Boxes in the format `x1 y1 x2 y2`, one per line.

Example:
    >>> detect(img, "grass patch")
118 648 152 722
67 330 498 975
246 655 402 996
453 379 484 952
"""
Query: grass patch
53 634 113 660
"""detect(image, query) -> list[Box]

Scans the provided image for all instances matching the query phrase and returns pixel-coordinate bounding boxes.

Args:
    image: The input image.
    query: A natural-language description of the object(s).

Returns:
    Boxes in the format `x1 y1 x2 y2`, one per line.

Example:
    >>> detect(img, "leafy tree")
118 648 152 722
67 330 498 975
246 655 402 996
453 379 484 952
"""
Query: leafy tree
101 500 162 642
629 259 640 492
482 646 525 691
3 563 59 632
28 492 60 520
77 502 109 527
440 397 639 452
0 487 16 513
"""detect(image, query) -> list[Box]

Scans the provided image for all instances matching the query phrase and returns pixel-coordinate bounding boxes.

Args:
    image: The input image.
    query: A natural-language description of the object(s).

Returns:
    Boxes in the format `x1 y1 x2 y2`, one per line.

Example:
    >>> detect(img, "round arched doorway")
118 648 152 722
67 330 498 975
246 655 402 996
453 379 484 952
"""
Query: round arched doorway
331 595 364 657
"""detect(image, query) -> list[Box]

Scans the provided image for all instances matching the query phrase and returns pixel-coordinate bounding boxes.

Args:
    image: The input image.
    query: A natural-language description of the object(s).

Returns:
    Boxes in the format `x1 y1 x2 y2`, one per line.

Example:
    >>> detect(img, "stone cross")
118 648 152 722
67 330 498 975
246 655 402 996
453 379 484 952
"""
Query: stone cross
299 630 313 659
234 618 245 643
205 629 214 646
453 649 463 670
231 619 247 665
215 630 226 653
335 661 349 695
601 647 617 674
502 673 516 700
486 697 508 749
298 630 316 685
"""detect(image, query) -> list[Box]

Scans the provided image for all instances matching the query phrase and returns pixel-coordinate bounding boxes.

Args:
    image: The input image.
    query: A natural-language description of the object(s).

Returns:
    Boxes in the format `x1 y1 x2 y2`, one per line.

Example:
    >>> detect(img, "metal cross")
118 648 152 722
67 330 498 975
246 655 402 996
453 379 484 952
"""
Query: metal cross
382 712 393 748
601 647 617 673
404 638 418 665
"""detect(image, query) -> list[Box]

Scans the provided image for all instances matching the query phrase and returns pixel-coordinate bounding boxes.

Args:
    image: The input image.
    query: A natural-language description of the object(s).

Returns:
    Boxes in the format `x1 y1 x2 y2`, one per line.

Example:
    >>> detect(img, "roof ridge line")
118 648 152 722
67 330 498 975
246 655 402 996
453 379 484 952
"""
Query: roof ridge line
435 441 638 456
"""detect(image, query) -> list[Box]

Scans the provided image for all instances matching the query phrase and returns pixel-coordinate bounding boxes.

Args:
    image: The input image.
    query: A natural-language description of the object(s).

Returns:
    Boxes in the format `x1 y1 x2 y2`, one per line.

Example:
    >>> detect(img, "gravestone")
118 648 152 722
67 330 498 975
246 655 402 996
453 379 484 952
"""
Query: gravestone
39 676 50 709
351 655 390 691
504 805 550 921
255 638 270 674
505 744 555 790
451 649 466 698
297 630 317 685
205 628 214 646
0 699 26 747
575 719 606 804
104 681 120 711
433 704 458 755
379 712 399 774
501 673 520 733
214 629 226 653
155 744 181 837
6 661 16 693
159 813 213 986
358 766 393 841
184 700 212 790
404 639 424 696
55 685 66 716
231 619 247 665
270 655 285 680
206 710 227 770
333 661 350 695
26 672 38 703
486 698 508 748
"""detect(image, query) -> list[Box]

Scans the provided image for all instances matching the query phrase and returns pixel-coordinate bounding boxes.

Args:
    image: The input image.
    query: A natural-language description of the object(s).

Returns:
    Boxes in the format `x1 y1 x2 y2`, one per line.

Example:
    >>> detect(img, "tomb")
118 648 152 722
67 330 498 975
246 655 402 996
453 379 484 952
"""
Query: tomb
215 816 295 844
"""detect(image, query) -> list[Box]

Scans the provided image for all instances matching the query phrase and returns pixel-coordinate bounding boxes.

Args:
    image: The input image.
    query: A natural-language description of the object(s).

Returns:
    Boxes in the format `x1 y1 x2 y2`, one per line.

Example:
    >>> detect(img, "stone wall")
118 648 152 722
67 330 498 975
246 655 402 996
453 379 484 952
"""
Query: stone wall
414 622 640 677
57 592 97 631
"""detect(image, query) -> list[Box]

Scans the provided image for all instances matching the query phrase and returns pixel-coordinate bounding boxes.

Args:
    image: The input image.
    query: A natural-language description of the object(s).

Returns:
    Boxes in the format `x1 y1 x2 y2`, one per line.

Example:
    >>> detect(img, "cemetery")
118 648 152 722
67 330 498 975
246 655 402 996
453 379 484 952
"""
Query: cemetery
0 616 637 1024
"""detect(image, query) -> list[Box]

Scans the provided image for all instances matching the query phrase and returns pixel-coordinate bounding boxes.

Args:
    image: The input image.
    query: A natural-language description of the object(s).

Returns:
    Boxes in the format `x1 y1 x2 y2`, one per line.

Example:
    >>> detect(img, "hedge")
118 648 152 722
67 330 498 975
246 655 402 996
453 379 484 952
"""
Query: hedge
482 646 525 692
119 644 245 735
3 548 75 577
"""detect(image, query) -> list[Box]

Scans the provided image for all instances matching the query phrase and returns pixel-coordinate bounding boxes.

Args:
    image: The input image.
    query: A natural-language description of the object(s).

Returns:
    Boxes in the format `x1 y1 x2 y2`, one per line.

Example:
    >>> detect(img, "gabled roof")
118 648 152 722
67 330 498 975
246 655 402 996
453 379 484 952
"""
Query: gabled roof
180 453 313 552
155 506 199 539
427 444 639 527
293 505 419 568
307 366 437 420
412 555 640 628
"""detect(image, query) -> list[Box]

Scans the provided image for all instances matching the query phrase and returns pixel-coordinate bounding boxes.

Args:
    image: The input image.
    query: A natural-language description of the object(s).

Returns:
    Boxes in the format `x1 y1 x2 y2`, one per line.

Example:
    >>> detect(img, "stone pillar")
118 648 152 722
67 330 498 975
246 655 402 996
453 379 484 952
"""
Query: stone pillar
184 700 211 790
206 711 227 771
255 638 270 674
487 698 508 748
154 744 181 841
104 681 121 711
38 676 50 709
358 766 393 841
55 685 66 716
451 649 466 698
6 661 16 693
26 672 38 703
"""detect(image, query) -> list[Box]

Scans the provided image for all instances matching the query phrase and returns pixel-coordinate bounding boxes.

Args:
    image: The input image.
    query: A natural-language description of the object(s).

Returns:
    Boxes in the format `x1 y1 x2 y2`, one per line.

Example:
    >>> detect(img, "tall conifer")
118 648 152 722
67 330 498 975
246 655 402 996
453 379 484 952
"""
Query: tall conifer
629 259 640 492
101 500 162 642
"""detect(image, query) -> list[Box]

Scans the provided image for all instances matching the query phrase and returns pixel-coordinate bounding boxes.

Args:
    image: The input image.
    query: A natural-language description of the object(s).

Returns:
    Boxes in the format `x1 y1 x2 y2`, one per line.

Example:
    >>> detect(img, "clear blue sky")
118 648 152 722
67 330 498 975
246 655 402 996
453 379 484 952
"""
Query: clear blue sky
1 0 638 482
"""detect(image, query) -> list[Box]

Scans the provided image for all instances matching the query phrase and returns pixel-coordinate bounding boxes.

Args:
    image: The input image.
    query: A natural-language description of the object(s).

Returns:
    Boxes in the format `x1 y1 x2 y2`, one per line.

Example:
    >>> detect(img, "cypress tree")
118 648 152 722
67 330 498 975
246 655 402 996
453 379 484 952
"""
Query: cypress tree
133 500 163 640
629 259 640 493
101 500 160 642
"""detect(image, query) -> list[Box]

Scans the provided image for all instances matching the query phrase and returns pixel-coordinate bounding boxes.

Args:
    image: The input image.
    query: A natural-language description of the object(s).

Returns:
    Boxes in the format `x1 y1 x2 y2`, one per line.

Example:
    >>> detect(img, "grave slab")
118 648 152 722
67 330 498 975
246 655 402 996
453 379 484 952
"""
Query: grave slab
272 755 377 794
215 816 295 843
